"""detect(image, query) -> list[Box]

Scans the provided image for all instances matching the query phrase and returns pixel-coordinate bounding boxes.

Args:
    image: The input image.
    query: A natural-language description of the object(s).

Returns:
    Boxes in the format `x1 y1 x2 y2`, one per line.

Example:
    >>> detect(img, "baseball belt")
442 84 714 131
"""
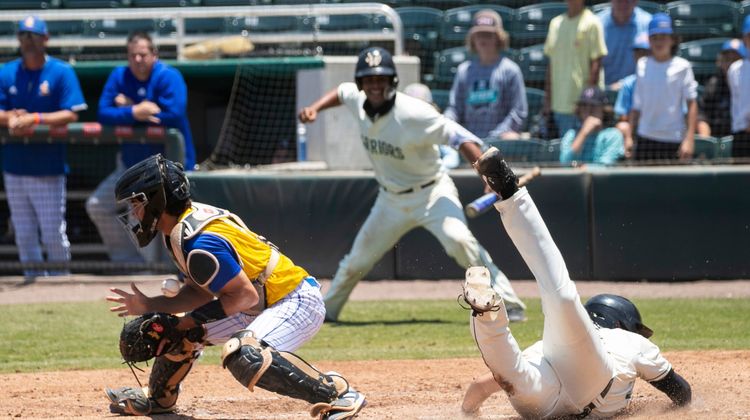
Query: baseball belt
576 377 614 419
383 179 437 195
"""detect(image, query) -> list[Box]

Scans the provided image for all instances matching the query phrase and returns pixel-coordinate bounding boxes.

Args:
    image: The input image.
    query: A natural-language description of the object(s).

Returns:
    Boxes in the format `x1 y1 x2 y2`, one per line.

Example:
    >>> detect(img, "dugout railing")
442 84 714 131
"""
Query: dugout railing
0 3 404 60
0 123 184 275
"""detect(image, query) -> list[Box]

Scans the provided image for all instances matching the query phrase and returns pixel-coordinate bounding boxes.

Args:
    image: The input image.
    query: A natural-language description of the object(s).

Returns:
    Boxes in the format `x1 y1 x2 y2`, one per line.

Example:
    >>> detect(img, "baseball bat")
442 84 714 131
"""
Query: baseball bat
465 166 542 218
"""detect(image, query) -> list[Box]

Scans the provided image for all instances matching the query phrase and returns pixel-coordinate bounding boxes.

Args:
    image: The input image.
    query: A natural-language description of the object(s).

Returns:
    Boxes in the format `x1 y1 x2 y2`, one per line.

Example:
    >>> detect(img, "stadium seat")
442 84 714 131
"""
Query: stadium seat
184 17 226 34
84 18 155 37
516 43 547 85
485 138 561 163
299 13 376 32
225 15 298 33
433 46 471 88
693 135 719 159
396 7 443 80
131 0 200 6
524 87 544 130
512 3 568 48
678 37 730 82
441 5 514 48
665 0 738 41
47 20 86 35
0 22 16 36
591 1 663 15
718 135 733 158
431 88 450 111
202 0 271 5
62 0 128 7
0 0 60 9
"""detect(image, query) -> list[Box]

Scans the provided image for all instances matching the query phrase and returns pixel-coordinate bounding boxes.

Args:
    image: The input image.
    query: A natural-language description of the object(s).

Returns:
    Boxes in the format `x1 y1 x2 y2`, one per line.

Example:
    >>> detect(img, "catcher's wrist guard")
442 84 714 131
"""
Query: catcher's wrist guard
188 299 227 324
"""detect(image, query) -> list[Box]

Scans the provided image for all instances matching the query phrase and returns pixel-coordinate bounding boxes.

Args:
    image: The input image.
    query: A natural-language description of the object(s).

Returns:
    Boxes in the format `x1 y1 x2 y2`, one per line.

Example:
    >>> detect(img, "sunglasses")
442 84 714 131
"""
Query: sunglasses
18 31 44 39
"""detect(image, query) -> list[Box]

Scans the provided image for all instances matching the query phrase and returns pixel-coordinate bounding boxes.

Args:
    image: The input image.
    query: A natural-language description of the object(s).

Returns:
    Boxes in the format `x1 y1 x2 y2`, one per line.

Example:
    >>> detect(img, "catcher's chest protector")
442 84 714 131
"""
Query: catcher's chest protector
166 202 266 314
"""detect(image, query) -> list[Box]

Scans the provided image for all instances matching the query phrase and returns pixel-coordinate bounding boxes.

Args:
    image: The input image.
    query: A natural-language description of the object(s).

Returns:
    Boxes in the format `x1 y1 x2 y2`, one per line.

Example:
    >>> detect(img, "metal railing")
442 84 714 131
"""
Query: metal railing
0 3 404 60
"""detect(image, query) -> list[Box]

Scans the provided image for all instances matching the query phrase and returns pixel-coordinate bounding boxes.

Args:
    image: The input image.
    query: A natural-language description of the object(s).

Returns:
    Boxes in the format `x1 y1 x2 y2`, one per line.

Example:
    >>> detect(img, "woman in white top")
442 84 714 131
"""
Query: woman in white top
629 13 697 161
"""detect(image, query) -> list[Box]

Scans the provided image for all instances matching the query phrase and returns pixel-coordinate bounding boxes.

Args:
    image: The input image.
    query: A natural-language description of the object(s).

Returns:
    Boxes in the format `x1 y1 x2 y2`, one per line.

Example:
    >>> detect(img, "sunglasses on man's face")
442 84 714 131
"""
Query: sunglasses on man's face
18 31 43 39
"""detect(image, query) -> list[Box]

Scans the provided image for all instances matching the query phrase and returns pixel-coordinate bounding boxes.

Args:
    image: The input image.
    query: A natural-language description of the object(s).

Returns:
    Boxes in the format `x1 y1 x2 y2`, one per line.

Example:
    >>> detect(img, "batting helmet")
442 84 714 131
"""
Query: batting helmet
584 294 653 338
354 46 399 91
114 154 190 247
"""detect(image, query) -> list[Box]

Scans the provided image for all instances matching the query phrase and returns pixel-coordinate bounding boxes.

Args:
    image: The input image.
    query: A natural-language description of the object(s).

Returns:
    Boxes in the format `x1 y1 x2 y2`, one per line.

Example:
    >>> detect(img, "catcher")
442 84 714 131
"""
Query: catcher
104 154 366 419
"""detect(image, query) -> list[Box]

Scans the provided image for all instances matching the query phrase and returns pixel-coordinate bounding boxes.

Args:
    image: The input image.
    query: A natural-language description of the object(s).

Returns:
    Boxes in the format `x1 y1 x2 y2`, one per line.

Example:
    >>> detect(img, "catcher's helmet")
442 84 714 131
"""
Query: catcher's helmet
585 294 653 338
114 154 190 247
354 46 399 90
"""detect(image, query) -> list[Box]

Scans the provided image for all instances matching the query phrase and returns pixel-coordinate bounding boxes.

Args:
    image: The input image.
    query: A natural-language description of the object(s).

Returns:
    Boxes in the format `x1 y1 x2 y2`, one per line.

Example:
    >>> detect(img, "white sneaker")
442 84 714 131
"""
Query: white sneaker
461 266 504 317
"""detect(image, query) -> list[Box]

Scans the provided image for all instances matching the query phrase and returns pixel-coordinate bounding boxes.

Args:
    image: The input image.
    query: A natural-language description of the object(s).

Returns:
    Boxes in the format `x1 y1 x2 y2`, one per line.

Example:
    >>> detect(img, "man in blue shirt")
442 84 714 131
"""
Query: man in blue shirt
597 0 652 87
0 16 87 282
87 31 196 265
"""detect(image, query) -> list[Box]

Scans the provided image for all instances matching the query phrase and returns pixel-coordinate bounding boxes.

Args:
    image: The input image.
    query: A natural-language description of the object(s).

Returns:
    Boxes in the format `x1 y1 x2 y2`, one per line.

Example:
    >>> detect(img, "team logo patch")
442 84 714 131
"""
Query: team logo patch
23 16 35 30
365 50 382 67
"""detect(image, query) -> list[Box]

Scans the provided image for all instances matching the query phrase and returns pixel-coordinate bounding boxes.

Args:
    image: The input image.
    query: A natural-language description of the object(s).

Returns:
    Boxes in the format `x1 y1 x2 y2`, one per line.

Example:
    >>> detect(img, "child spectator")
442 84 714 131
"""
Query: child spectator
560 86 624 165
630 13 697 161
698 39 746 137
727 16 750 158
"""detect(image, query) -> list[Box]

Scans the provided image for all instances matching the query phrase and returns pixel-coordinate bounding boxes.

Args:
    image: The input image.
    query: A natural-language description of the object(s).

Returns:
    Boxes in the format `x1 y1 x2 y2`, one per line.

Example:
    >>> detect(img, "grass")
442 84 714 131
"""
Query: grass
0 297 748 374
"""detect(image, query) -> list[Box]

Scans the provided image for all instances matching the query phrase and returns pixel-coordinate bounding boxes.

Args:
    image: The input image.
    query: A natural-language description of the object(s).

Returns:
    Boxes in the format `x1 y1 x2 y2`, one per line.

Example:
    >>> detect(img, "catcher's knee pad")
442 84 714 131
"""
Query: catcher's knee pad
221 330 346 404
148 336 203 410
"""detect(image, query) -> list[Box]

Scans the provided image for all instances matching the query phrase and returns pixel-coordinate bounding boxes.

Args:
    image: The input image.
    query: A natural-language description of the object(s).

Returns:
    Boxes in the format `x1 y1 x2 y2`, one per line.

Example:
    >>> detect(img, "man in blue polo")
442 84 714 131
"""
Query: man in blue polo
0 16 87 282
597 0 652 88
87 31 196 265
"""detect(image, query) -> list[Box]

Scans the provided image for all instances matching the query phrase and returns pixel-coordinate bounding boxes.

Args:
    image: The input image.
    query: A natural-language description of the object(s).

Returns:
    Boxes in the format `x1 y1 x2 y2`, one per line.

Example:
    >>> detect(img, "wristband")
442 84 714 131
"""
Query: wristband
33 113 41 125
188 299 227 324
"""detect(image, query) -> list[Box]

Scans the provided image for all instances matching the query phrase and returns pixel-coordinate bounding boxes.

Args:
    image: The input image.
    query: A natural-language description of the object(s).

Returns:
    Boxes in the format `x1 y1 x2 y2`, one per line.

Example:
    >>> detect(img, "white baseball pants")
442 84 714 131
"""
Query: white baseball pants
203 277 325 352
324 173 524 321
470 188 614 418
3 172 70 279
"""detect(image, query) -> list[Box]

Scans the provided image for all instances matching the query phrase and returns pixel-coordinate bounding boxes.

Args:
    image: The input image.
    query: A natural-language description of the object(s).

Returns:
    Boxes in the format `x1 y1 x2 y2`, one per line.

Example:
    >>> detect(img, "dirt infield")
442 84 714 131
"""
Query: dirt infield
1 276 749 419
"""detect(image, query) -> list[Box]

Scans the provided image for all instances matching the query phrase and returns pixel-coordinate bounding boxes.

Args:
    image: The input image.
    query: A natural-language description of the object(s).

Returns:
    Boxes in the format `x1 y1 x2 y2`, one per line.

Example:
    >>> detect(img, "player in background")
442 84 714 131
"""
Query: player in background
104 154 365 419
459 146 691 418
298 46 526 323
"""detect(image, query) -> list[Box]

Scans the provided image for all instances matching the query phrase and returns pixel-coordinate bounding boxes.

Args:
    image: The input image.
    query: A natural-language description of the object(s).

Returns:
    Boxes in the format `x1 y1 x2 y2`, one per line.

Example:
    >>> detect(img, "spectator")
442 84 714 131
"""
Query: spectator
698 39 746 138
630 13 697 161
444 9 526 140
726 17 750 158
544 0 608 138
404 82 461 169
560 86 624 165
88 31 196 265
613 32 650 158
597 0 652 88
0 16 87 283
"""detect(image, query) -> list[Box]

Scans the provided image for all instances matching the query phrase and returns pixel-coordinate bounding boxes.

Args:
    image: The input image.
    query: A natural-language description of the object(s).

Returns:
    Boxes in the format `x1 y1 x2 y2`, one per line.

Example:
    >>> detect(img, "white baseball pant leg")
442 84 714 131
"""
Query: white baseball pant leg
324 192 415 321
4 173 70 278
471 188 613 416
419 175 525 310
204 277 325 352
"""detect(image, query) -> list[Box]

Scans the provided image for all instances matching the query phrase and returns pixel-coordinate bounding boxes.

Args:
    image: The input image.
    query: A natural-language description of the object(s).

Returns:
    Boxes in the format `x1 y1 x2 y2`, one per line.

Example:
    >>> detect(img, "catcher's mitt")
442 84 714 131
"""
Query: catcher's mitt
119 313 183 363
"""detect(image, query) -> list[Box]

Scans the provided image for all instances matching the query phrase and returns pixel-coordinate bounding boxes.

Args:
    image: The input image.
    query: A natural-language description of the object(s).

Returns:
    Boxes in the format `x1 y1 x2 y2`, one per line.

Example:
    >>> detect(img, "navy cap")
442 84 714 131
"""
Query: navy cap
578 86 607 107
17 15 48 36
648 13 673 36
722 39 747 59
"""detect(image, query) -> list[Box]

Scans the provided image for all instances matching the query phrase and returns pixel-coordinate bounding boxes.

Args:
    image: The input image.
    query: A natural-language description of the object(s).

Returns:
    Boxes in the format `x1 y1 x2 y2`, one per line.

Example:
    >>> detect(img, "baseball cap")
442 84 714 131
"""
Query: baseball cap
722 39 747 59
632 32 650 50
648 13 673 36
17 15 48 36
403 83 433 104
743 15 750 36
468 9 507 39
577 86 607 107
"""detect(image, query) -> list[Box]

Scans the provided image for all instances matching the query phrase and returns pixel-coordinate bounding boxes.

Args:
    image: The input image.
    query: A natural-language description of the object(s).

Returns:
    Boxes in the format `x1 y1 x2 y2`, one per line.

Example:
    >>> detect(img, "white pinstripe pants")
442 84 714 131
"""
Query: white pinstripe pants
203 277 325 352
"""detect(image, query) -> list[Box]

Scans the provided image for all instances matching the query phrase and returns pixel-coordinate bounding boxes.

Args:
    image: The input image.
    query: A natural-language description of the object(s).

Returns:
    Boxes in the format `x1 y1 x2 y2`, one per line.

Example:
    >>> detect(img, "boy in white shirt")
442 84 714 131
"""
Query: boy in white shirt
727 15 750 158
629 13 697 161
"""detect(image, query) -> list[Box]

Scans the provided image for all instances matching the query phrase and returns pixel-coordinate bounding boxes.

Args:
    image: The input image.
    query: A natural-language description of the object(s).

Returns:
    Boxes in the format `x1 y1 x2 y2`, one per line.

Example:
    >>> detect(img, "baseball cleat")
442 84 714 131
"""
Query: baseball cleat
507 307 528 323
310 387 367 420
461 266 504 317
474 147 519 200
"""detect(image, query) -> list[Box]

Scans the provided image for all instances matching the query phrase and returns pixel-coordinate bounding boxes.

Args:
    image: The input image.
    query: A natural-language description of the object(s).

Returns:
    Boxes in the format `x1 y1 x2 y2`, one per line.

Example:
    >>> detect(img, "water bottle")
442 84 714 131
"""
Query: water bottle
296 122 307 162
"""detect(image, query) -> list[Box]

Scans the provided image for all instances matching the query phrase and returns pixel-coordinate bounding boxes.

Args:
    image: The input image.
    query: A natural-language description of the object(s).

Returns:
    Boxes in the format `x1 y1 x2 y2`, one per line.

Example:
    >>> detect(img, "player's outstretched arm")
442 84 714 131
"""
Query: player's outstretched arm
648 368 692 407
299 88 341 123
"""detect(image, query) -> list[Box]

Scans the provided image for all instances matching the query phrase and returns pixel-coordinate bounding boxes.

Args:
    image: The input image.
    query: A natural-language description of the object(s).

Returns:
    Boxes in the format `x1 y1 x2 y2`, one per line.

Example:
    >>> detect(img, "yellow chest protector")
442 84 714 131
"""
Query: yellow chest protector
165 202 309 309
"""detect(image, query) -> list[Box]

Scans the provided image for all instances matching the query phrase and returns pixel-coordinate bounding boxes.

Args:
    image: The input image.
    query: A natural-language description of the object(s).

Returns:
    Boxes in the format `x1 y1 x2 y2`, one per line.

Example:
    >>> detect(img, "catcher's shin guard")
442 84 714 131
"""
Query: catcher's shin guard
221 330 344 404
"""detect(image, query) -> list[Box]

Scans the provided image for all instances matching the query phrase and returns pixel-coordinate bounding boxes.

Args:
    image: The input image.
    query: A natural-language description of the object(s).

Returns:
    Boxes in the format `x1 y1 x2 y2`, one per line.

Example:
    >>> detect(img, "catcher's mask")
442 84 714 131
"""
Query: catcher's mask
584 294 653 338
114 154 190 247
354 46 399 96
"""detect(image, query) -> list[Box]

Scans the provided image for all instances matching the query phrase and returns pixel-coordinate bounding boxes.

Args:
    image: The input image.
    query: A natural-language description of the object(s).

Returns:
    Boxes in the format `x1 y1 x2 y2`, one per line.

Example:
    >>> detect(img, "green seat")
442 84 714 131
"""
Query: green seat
0 0 60 9
693 135 719 159
431 88 450 112
202 0 270 5
185 17 225 34
396 7 442 49
47 20 86 35
131 0 200 6
718 135 733 158
63 0 128 7
84 18 155 36
512 3 568 48
441 5 514 48
225 15 298 33
591 1 663 15
678 37 730 82
524 87 544 131
433 46 471 88
486 138 561 163
299 13 377 32
665 0 738 41
516 43 547 85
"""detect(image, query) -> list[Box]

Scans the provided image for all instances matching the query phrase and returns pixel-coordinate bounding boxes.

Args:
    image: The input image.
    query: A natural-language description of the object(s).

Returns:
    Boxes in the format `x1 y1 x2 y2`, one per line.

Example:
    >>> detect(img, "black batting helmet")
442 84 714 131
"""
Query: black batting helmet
114 154 190 247
584 294 653 338
354 46 399 90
